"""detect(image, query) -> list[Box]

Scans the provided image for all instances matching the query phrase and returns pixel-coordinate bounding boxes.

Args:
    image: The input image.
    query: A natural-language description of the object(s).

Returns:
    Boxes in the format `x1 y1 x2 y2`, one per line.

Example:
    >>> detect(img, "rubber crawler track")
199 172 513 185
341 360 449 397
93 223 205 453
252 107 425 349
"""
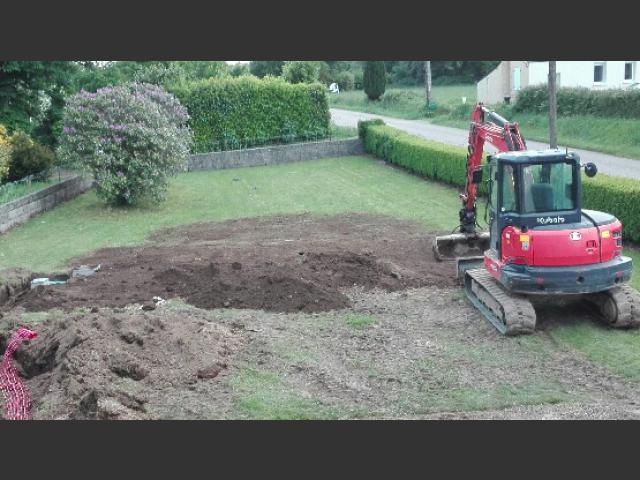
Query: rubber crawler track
464 268 537 336
599 285 640 328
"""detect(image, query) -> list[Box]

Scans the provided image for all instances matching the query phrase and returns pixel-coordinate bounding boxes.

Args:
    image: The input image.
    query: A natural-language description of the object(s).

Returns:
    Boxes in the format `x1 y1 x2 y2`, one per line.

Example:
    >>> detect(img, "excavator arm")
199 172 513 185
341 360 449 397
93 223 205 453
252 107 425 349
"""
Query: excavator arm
434 103 526 260
460 104 526 233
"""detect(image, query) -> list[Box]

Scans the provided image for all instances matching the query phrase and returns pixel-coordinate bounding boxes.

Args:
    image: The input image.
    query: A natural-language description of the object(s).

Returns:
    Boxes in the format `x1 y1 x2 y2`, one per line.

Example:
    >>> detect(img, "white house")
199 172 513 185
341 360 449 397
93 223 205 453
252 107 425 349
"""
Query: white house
477 61 640 105
528 61 639 90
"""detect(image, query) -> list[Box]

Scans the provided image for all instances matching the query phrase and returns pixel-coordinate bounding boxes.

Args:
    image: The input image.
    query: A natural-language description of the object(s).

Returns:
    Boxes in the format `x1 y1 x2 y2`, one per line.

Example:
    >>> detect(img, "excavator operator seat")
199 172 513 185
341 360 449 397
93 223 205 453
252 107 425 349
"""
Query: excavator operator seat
529 183 554 212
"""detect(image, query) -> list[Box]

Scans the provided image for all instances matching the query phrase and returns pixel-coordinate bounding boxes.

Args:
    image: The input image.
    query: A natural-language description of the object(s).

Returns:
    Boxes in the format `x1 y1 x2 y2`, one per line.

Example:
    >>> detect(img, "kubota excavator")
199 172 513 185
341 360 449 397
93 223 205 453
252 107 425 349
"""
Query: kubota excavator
434 103 640 335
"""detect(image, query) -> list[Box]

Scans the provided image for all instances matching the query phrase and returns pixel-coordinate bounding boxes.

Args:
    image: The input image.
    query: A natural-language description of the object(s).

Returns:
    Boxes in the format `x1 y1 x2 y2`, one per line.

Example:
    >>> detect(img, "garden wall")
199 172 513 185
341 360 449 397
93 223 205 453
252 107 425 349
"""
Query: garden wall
188 138 364 171
0 175 94 234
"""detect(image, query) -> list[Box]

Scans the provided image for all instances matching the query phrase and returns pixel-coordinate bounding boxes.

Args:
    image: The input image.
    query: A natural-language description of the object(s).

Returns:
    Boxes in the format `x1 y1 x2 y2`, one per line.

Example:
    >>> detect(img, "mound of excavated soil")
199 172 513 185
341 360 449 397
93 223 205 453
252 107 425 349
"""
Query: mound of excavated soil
0 305 241 419
8 214 457 314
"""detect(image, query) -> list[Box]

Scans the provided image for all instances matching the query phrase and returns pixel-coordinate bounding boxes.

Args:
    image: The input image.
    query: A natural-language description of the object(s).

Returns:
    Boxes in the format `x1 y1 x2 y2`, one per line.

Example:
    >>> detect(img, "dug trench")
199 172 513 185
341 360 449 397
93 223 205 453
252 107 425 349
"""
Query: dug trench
2 213 640 419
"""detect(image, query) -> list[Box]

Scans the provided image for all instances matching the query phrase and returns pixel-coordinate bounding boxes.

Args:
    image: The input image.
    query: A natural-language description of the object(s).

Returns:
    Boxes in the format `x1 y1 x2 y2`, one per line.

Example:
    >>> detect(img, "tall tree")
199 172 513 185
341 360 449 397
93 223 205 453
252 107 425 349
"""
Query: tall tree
0 61 78 145
548 61 557 148
249 61 284 78
363 61 386 100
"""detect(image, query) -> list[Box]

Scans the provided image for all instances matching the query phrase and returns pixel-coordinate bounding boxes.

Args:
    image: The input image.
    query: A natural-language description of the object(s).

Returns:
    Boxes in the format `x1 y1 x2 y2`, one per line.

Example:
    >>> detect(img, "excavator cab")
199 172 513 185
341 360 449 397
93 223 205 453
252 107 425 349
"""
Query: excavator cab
486 150 583 257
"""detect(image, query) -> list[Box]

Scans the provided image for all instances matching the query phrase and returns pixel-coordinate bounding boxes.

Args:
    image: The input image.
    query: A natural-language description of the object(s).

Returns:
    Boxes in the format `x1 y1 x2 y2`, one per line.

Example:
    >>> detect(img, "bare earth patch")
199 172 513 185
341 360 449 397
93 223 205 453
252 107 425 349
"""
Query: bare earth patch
1 213 639 419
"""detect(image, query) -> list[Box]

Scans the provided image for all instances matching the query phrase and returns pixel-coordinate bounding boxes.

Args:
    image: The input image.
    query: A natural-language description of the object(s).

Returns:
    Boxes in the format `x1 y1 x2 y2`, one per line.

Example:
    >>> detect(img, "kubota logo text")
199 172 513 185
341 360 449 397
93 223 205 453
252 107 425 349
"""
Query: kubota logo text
536 216 565 225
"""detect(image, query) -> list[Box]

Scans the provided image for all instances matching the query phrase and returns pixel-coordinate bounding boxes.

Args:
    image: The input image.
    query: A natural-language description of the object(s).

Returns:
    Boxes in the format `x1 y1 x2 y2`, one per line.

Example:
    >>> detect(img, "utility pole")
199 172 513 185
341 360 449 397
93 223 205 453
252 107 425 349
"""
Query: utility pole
548 60 558 149
424 61 432 110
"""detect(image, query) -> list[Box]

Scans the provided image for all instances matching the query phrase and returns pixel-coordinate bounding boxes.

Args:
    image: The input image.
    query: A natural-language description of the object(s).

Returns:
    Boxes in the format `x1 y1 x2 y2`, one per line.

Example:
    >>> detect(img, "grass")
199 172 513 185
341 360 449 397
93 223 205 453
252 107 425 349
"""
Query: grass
404 382 573 414
550 324 640 382
343 313 376 329
329 85 476 120
3 151 640 406
229 367 344 420
0 156 461 272
330 84 640 159
432 105 640 160
0 177 58 205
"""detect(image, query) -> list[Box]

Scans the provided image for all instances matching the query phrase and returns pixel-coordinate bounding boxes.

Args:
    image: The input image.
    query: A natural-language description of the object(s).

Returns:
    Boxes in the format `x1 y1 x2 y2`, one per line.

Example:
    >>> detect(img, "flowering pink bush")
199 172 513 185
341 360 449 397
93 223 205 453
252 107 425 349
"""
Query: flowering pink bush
58 83 192 205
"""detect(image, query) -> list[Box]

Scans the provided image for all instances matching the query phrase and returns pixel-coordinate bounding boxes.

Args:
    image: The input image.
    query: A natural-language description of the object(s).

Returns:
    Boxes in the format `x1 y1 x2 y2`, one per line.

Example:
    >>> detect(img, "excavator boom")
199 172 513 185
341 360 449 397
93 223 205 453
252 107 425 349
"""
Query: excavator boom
433 103 526 261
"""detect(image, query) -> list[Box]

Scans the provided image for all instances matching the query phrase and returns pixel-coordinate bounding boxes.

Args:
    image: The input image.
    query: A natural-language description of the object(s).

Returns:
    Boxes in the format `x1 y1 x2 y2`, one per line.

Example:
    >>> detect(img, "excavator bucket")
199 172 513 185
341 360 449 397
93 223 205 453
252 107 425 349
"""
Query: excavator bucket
433 232 491 261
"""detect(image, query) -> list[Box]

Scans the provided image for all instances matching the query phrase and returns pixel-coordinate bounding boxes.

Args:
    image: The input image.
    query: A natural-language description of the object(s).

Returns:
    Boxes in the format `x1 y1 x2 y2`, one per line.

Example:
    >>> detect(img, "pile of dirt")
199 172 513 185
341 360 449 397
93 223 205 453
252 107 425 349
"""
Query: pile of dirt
0 305 241 419
7 214 457 314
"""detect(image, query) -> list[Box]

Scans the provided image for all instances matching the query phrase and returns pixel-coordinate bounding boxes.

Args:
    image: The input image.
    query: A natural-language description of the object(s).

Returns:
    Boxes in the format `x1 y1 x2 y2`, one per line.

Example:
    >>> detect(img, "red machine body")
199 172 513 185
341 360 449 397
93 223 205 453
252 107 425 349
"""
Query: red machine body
435 103 637 334
459 103 631 295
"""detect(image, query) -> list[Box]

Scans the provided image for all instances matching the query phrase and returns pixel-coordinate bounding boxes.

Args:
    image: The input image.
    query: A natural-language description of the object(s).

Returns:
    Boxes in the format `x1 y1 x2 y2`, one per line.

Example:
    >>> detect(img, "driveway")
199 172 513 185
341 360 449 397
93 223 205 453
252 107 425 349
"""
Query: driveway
331 108 640 180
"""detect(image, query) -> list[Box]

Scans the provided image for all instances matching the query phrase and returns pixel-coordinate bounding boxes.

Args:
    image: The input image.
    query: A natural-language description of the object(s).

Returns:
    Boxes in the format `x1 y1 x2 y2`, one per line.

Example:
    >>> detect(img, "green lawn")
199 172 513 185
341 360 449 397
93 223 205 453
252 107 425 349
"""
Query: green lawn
432 107 640 160
2 155 638 292
329 85 476 120
330 85 640 160
0 156 461 272
3 153 640 394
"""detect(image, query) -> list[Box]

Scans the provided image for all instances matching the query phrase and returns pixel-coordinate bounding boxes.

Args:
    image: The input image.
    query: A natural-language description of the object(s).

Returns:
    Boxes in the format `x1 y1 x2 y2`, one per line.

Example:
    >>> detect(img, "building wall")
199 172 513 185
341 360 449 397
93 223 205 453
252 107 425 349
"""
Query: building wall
529 61 640 89
477 61 530 105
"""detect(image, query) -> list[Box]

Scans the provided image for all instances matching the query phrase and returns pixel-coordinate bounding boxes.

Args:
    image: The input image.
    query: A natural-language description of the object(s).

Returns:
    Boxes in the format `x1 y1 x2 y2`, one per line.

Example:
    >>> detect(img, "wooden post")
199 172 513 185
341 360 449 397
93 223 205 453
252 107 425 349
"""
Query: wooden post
424 61 432 110
548 61 558 149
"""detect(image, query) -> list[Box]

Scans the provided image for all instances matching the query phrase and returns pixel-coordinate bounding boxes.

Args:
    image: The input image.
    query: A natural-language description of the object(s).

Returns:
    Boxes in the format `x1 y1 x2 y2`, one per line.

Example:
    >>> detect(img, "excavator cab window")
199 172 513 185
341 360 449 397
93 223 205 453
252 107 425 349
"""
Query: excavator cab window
500 164 517 213
522 162 575 213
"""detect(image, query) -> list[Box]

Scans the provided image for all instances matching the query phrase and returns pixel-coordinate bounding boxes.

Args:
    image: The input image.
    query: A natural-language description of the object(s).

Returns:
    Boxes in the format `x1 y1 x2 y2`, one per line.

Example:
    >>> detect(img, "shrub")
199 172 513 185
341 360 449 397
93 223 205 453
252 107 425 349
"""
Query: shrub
336 71 355 91
363 62 386 100
5 131 55 182
282 61 320 84
58 83 192 206
171 76 330 153
582 174 640 242
249 61 284 78
358 119 487 193
359 120 640 242
514 85 640 119
0 125 11 182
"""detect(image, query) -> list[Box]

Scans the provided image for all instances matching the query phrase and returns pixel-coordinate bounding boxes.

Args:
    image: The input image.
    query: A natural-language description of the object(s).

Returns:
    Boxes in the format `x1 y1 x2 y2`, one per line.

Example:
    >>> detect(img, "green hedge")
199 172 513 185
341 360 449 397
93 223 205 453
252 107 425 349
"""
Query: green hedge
358 120 489 196
514 85 640 119
171 76 331 153
359 120 640 242
582 174 640 242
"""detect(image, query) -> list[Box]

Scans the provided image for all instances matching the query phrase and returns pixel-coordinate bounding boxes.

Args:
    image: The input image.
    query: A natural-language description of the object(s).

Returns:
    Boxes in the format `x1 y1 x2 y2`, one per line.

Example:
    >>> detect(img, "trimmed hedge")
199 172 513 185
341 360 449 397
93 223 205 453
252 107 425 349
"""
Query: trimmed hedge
514 85 640 119
358 120 489 196
171 76 330 153
359 120 640 242
582 174 640 242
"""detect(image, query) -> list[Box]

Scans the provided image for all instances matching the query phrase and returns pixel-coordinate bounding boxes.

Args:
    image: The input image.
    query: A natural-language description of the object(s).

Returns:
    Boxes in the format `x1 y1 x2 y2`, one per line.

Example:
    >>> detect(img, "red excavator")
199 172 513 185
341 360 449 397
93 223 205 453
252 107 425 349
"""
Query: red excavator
434 103 640 335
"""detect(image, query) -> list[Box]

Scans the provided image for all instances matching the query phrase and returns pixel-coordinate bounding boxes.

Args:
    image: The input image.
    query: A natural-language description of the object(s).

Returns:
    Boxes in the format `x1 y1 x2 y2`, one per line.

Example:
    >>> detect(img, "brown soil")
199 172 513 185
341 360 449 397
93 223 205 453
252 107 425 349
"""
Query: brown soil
0 305 241 419
8 214 456 314
3 213 637 420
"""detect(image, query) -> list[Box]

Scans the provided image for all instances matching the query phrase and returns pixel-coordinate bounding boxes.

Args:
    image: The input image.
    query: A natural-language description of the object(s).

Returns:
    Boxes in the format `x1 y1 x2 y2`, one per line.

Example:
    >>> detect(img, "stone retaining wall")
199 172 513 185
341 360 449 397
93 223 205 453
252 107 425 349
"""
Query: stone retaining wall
0 175 94 234
188 138 364 171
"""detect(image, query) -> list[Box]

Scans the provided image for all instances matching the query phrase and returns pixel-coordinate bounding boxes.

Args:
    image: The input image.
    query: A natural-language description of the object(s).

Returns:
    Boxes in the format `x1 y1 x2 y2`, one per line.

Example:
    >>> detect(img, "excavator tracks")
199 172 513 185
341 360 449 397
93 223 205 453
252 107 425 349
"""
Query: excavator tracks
463 268 537 336
590 285 640 329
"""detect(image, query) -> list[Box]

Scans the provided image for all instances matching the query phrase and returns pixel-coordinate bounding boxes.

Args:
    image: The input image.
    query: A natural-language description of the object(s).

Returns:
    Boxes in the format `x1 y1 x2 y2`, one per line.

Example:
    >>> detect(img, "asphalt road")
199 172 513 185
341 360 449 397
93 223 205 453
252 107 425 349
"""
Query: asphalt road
331 108 640 180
